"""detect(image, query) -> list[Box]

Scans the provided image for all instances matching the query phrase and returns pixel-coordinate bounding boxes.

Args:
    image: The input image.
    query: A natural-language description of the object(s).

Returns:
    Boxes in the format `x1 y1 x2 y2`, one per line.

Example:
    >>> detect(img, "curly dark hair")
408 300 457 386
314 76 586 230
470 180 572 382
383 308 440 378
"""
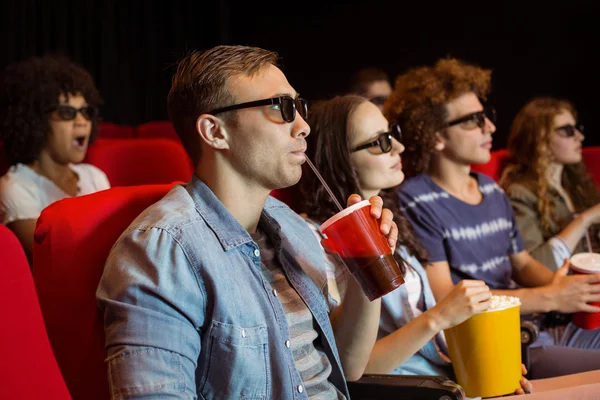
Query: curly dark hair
501 97 600 236
301 95 427 267
0 55 103 165
383 58 491 178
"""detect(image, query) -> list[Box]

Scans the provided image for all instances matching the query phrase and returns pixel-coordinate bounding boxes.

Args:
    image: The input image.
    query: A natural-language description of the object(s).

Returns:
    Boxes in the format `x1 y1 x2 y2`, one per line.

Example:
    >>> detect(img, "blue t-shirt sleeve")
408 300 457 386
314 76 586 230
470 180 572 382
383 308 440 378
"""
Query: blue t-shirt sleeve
398 190 448 263
506 195 526 254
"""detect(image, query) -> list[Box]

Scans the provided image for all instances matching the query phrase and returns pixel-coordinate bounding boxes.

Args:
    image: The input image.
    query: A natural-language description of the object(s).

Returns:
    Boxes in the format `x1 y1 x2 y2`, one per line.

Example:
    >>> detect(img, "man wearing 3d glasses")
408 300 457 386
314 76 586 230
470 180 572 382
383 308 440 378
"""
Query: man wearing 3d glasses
97 45 398 399
386 57 600 379
347 67 393 111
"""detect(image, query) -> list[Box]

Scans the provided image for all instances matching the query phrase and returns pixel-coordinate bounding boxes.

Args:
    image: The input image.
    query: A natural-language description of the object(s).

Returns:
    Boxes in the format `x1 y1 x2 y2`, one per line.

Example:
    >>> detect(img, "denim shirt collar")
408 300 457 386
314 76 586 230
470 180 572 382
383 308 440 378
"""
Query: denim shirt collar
186 175 286 252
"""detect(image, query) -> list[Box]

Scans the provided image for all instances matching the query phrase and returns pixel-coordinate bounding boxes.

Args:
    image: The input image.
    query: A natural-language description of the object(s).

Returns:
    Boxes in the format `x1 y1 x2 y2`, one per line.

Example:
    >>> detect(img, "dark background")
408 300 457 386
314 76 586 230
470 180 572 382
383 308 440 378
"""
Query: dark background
1 0 598 149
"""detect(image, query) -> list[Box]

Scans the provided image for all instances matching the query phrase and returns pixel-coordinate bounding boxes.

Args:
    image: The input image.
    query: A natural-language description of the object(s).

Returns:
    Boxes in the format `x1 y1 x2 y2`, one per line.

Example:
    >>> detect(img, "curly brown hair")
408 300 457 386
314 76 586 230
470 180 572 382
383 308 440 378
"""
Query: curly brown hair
383 58 491 178
301 95 427 266
0 55 103 165
501 97 600 236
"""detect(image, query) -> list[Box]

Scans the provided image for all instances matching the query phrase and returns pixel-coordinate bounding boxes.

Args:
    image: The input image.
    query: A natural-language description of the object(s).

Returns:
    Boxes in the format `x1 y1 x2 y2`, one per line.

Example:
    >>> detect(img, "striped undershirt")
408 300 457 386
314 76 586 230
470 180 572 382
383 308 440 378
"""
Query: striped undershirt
251 229 345 400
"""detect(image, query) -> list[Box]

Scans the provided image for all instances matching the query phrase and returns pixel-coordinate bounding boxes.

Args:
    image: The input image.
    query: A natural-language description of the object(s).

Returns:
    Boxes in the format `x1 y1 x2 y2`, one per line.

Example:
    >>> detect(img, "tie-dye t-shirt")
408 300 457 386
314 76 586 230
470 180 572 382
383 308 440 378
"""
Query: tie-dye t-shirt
398 172 524 289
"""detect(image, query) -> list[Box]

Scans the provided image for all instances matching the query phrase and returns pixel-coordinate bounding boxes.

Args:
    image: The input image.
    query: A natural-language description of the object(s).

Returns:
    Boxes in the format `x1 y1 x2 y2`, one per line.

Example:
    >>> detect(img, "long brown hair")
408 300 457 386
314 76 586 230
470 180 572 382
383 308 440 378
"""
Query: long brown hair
501 97 600 236
301 95 427 265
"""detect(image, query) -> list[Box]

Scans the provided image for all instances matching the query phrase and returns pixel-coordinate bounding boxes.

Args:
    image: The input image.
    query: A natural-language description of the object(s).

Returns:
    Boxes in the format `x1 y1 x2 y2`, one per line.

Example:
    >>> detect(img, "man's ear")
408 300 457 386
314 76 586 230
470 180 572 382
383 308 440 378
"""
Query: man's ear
196 114 230 150
434 131 445 151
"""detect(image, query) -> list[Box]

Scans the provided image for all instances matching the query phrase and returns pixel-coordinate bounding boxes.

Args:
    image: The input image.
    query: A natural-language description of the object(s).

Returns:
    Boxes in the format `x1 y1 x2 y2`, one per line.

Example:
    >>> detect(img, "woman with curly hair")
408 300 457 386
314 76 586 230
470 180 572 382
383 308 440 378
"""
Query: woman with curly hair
385 58 600 378
0 55 110 262
501 98 600 271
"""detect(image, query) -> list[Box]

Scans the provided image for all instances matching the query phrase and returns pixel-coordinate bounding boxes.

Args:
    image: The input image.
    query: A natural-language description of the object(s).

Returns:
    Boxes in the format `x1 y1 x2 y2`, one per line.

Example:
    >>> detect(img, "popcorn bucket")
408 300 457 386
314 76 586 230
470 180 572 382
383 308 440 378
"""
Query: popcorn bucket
445 296 522 398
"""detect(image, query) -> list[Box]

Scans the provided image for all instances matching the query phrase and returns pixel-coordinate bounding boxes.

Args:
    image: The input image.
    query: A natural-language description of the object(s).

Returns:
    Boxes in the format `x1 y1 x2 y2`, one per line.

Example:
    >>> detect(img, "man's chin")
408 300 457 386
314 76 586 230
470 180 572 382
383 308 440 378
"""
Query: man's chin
470 152 492 165
281 174 302 189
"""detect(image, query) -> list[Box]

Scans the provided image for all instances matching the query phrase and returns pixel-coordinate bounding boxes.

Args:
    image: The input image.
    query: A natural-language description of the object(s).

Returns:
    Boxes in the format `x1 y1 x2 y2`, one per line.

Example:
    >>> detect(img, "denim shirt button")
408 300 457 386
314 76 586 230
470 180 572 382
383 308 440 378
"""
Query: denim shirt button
285 340 291 348
272 289 278 297
241 329 246 338
253 249 260 257
297 385 303 393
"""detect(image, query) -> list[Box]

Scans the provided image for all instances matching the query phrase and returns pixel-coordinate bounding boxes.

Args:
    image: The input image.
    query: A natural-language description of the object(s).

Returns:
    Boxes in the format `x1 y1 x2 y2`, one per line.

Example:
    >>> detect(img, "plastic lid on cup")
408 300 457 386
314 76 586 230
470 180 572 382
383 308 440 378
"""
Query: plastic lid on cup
571 252 600 274
319 199 371 234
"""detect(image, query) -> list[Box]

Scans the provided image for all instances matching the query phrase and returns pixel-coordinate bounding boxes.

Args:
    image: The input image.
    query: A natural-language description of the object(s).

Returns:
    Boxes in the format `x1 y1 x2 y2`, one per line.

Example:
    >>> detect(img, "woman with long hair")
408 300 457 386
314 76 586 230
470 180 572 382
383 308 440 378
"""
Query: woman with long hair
301 94 600 398
501 97 600 271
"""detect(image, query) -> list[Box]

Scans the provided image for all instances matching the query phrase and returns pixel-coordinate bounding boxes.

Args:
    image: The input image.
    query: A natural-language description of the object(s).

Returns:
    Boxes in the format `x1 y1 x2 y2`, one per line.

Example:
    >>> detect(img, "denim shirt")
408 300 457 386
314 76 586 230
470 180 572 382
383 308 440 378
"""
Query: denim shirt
379 248 453 377
96 176 349 399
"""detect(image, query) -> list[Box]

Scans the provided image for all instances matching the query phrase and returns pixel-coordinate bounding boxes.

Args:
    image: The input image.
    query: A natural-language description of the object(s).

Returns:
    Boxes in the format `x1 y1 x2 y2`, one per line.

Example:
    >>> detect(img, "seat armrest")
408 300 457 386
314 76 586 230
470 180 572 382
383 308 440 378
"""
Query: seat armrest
347 374 465 400
521 320 539 377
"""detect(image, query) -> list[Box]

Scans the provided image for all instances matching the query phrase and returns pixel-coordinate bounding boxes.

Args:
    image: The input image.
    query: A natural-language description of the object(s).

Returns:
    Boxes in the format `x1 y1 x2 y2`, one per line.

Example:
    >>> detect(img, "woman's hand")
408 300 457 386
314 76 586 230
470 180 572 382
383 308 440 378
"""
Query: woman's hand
514 364 533 395
427 280 492 331
320 194 398 254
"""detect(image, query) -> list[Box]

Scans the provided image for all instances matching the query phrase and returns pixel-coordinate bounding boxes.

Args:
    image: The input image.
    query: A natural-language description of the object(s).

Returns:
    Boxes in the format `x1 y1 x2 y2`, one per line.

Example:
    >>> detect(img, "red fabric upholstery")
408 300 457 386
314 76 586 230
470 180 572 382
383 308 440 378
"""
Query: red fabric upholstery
270 183 304 213
136 120 179 142
0 141 9 176
97 122 135 139
0 225 71 399
583 146 600 188
32 184 176 400
470 149 509 182
85 138 194 186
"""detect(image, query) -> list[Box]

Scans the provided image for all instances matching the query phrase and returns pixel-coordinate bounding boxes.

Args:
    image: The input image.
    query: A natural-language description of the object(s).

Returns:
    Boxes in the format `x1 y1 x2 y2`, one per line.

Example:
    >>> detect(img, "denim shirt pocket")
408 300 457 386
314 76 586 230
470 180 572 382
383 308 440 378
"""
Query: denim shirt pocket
107 347 188 399
198 321 270 399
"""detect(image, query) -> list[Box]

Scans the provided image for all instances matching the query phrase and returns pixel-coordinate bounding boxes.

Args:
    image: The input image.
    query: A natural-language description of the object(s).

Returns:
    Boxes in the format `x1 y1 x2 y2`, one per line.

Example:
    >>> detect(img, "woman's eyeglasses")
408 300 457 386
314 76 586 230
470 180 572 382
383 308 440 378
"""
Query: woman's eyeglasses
447 107 497 130
51 105 99 121
352 123 402 153
555 124 584 138
208 95 308 123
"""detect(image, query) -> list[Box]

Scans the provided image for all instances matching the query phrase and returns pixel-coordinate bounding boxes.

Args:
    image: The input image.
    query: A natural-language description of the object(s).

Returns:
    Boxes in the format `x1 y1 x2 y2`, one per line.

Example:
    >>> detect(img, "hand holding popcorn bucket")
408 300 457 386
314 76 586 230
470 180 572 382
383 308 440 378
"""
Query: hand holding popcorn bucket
445 295 522 398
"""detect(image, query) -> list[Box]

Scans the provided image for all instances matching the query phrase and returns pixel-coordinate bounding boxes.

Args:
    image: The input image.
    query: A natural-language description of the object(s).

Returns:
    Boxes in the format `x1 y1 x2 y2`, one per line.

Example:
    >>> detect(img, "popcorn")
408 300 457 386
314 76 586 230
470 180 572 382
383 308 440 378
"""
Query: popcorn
487 295 520 311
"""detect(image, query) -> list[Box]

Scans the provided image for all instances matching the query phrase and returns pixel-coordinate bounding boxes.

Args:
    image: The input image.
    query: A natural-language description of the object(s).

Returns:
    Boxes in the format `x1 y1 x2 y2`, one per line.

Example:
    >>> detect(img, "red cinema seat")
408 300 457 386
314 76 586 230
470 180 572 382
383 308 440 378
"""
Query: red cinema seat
582 147 600 188
32 183 177 400
85 138 194 186
0 225 71 399
471 149 509 182
270 183 303 213
98 122 135 139
136 120 179 142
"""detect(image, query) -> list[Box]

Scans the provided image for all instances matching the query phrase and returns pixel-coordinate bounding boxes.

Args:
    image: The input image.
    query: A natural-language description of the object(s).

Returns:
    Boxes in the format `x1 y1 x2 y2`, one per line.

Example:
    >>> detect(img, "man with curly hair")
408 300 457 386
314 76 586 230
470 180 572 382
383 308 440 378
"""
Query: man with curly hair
0 55 110 262
385 58 600 378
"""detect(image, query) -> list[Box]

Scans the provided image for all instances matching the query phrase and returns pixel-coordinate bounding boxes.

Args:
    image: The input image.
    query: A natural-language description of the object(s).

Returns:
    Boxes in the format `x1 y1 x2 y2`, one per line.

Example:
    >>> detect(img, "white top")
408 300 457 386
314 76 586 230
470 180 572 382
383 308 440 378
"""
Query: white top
0 163 110 225
403 266 425 316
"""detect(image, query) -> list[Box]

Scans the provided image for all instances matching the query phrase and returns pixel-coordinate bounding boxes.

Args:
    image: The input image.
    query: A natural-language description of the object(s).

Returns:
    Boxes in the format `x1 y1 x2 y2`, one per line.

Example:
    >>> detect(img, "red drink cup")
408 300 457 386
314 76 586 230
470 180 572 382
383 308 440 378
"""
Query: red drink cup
319 200 404 301
571 253 600 330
